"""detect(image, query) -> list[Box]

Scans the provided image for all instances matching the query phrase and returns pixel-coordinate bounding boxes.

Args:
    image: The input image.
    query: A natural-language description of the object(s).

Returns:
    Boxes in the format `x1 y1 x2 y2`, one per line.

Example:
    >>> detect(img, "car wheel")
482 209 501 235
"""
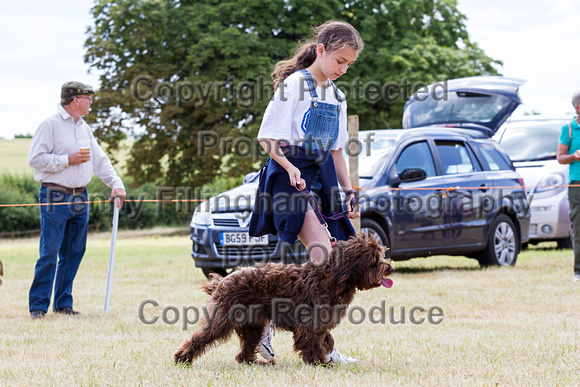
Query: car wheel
361 218 389 248
477 214 519 267
201 267 236 279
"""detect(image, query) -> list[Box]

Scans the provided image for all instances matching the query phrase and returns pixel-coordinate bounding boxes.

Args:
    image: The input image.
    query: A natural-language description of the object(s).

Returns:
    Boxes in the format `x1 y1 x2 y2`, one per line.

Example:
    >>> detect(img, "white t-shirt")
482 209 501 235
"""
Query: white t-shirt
258 71 348 151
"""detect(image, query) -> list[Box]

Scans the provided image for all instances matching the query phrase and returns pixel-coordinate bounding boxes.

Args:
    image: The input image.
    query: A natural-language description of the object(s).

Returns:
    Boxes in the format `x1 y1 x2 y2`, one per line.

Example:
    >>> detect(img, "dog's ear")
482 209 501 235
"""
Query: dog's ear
329 234 374 292
334 253 353 293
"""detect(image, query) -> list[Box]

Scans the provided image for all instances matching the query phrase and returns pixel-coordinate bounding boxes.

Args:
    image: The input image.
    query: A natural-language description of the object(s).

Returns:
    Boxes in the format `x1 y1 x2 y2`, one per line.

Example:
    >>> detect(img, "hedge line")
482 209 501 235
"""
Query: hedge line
0 173 242 236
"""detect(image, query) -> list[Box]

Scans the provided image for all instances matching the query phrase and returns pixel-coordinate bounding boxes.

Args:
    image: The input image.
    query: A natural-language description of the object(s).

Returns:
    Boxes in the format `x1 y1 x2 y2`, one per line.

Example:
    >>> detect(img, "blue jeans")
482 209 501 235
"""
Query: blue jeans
29 186 89 312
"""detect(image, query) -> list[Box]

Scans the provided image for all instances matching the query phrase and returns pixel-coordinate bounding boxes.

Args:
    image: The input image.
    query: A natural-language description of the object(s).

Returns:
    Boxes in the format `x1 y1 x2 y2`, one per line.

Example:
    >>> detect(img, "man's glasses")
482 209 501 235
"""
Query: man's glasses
76 96 92 101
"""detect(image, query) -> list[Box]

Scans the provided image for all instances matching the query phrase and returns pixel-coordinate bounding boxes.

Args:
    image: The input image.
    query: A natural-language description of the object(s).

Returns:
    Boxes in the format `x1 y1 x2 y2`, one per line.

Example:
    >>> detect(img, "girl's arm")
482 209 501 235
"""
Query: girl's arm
259 138 306 190
331 149 360 218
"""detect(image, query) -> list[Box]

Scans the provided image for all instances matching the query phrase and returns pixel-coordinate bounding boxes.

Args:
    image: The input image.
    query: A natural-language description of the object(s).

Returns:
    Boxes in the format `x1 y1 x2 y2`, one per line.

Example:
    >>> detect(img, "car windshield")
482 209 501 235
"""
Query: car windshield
495 121 564 162
406 91 514 128
344 137 396 178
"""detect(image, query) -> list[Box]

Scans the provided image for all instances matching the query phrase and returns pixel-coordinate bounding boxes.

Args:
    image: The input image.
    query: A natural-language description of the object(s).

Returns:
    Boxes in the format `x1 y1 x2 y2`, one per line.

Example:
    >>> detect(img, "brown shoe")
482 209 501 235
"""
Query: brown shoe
30 310 46 319
55 307 80 315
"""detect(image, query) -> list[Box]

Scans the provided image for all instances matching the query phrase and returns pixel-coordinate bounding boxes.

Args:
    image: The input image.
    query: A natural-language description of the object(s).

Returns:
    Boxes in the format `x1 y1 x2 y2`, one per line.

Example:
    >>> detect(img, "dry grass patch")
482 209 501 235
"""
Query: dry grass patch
1 235 579 386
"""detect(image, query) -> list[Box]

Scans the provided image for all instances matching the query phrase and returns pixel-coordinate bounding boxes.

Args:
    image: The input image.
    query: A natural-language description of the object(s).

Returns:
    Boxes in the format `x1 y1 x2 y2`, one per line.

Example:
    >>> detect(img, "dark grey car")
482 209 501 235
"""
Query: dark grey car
189 127 530 278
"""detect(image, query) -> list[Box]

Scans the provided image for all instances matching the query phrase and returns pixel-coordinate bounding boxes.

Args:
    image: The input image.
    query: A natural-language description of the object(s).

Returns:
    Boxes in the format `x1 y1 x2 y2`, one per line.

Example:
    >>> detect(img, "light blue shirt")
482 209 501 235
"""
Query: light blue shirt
560 117 580 182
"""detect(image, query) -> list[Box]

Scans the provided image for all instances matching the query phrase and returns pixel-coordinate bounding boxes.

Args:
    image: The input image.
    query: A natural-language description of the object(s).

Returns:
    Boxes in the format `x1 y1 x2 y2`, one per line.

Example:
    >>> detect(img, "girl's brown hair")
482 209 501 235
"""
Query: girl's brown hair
271 20 364 90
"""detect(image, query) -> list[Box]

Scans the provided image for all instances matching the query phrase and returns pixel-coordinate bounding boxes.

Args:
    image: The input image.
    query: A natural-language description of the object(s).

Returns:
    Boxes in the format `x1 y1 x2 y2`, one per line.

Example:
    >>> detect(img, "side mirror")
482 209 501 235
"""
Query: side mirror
399 168 427 182
388 167 401 187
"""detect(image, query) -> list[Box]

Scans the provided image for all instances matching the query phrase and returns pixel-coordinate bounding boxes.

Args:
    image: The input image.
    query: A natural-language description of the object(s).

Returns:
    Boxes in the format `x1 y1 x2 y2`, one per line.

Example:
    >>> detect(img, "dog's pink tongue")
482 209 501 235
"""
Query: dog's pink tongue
380 278 393 288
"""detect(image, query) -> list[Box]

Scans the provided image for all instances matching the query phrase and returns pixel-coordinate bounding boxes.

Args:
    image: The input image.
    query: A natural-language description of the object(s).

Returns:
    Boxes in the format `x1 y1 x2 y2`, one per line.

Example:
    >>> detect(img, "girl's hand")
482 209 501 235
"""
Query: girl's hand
346 191 360 219
287 166 306 190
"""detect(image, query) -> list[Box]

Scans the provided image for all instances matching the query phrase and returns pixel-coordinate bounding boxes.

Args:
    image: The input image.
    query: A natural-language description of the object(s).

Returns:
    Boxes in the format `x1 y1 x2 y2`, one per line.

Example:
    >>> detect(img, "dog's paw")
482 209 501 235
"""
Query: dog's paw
173 350 192 365
255 358 276 366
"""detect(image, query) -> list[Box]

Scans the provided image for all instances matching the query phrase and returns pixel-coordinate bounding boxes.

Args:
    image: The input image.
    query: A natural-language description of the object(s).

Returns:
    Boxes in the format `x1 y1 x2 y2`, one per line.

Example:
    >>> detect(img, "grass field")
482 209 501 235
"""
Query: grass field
1 233 579 386
0 139 34 175
0 138 130 176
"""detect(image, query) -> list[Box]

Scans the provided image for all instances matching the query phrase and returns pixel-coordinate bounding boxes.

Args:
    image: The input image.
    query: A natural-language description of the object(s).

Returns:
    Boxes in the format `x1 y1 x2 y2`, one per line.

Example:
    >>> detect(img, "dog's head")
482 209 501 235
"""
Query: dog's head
330 233 394 292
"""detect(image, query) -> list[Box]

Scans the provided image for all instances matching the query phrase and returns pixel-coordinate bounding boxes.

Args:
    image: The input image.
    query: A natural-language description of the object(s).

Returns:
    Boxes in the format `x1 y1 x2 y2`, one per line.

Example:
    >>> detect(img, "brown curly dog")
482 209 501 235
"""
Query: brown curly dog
174 233 394 366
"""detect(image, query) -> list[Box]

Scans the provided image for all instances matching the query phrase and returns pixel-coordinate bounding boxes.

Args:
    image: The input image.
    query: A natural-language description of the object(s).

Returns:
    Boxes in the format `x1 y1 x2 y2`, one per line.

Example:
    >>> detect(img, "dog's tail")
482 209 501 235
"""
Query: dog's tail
201 272 224 295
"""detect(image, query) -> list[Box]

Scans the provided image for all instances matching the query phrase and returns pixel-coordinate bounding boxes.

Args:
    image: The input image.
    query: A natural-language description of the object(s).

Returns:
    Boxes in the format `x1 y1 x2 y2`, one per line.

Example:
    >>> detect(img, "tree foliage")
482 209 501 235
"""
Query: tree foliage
85 0 501 187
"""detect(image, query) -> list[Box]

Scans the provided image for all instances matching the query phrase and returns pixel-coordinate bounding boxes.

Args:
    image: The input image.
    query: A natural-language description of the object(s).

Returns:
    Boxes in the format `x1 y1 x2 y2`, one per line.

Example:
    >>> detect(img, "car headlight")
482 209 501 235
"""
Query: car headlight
191 201 212 226
532 172 566 194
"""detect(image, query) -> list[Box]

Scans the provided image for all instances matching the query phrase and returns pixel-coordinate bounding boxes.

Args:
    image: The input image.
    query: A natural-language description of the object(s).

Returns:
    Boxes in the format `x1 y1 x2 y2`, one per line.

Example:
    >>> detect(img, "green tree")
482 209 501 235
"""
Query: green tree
85 0 500 187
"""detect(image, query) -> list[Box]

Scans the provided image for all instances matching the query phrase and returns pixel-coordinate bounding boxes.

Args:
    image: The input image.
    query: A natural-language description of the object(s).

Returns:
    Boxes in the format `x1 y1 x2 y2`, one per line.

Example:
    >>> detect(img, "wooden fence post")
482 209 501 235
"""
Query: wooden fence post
347 115 360 233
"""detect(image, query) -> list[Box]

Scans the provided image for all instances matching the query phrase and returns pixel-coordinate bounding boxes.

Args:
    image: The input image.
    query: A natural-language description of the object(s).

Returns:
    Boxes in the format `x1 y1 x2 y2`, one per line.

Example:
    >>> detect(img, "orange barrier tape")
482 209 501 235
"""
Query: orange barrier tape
0 184 575 208
0 199 206 208
358 184 573 193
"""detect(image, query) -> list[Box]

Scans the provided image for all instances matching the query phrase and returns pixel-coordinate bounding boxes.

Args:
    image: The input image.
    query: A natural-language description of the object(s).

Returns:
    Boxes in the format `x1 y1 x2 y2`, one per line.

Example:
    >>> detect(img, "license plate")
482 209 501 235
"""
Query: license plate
219 232 268 246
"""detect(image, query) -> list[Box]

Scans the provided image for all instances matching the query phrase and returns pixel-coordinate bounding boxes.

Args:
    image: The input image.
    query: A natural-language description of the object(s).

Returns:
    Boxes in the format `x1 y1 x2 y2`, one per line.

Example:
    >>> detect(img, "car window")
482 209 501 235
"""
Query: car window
405 91 514 128
435 141 476 175
472 141 512 171
495 122 562 162
395 141 436 177
344 137 396 178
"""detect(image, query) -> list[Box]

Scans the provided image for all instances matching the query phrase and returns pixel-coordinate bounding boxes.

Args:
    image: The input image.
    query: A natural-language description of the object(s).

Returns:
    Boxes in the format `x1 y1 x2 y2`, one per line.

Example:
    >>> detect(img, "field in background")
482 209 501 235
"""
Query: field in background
1 234 579 386
0 139 34 175
0 138 131 176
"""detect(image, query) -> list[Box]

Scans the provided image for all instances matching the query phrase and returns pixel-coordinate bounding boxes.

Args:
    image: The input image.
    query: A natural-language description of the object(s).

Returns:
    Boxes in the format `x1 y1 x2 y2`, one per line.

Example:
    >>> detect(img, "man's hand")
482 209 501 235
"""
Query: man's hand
111 188 126 209
68 150 91 165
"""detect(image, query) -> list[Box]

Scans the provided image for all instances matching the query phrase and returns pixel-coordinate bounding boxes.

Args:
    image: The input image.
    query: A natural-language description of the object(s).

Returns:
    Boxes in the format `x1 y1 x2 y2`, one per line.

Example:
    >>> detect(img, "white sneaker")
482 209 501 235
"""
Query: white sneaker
573 274 580 283
326 347 357 364
258 323 275 360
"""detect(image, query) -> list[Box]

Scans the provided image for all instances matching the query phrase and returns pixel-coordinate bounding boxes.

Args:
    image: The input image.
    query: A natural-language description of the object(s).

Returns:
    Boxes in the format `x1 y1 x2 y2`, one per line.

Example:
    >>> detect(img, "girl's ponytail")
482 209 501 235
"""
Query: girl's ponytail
271 21 363 91
272 43 317 90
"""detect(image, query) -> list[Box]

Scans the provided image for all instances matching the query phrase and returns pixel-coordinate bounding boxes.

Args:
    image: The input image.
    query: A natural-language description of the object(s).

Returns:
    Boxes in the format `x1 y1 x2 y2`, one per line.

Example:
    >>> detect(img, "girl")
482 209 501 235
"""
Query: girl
249 20 364 364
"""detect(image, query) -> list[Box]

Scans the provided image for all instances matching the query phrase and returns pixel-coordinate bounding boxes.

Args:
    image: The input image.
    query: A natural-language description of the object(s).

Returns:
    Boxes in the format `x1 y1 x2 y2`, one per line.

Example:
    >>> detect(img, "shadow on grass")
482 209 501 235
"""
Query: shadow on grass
525 246 571 253
392 264 483 274
390 255 514 274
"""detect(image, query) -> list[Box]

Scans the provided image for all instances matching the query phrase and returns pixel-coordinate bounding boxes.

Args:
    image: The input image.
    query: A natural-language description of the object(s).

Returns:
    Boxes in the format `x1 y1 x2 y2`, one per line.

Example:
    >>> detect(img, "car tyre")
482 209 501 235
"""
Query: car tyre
477 214 519 267
201 267 236 279
361 218 390 252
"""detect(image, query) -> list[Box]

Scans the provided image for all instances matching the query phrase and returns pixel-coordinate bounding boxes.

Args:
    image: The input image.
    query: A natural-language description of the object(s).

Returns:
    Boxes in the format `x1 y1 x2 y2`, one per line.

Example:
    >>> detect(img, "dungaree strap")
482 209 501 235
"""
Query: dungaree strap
299 69 343 103
330 82 343 103
300 70 318 100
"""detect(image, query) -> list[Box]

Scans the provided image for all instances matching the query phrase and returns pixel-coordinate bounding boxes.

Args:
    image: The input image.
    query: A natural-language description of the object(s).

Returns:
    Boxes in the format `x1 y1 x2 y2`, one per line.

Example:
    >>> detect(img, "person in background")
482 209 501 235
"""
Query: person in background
28 81 126 319
557 90 580 283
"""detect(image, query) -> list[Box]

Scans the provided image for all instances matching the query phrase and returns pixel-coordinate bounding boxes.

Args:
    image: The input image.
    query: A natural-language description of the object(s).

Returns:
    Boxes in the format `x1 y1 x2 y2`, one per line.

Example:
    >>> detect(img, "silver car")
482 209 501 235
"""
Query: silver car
493 117 573 248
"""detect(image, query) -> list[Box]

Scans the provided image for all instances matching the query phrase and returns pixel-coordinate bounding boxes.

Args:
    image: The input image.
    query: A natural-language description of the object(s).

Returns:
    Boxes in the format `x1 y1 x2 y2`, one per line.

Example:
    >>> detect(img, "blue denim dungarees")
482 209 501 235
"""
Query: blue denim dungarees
299 70 343 202
299 69 343 153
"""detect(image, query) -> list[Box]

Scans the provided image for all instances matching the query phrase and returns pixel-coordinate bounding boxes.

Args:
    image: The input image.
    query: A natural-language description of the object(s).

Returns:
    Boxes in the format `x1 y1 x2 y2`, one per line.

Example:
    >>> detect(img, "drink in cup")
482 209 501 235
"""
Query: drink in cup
79 139 91 159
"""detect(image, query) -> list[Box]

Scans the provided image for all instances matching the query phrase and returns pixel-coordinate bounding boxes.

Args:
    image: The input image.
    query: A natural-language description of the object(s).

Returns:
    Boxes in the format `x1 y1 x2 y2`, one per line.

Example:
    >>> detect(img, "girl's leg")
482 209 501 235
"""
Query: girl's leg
298 210 332 265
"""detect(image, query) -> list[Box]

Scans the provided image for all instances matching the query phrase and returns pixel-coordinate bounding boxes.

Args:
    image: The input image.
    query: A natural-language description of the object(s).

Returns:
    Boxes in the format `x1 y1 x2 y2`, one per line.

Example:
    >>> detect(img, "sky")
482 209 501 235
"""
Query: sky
0 0 579 139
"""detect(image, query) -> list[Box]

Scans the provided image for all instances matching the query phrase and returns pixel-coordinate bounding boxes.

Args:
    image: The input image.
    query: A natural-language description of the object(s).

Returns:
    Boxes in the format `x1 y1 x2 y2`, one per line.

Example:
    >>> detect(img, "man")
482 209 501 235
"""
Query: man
557 90 580 283
28 81 126 319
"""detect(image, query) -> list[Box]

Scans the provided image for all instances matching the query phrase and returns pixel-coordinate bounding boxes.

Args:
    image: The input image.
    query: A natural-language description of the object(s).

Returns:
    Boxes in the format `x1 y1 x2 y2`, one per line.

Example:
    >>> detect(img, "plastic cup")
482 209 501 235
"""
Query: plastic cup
79 139 91 156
